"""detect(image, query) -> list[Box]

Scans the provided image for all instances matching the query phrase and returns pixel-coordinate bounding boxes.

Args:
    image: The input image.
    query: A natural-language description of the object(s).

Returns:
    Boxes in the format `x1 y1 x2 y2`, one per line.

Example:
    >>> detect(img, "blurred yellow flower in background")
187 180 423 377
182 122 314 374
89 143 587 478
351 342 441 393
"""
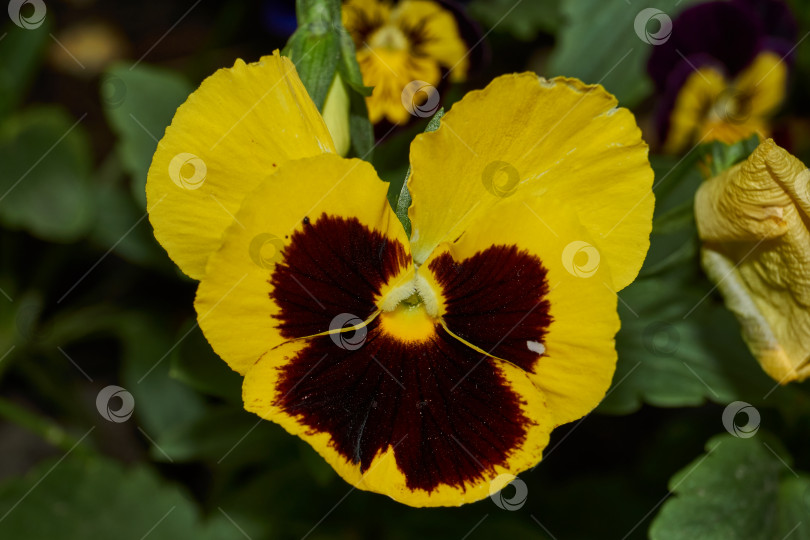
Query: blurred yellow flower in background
664 53 787 154
342 0 468 124
696 139 810 383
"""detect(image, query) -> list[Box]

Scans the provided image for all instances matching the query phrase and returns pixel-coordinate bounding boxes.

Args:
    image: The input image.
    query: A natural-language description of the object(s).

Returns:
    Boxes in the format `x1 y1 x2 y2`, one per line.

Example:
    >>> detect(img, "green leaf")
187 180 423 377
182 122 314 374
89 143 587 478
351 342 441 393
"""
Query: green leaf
284 29 340 110
548 0 696 107
394 108 444 237
0 454 244 539
169 323 242 403
284 0 342 110
0 19 51 120
598 275 804 415
87 154 169 268
468 0 562 40
705 133 761 176
148 406 284 464
118 313 206 441
101 64 193 206
650 434 810 540
0 107 94 242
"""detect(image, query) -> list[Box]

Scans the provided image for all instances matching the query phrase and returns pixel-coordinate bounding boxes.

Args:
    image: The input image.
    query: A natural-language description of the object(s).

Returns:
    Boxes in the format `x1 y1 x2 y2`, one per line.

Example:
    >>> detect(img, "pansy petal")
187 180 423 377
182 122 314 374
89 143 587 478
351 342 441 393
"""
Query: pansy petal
195 154 411 375
419 196 620 426
663 66 727 153
146 51 335 280
735 51 788 118
407 73 653 291
696 139 810 383
243 321 553 507
393 0 469 80
356 48 440 124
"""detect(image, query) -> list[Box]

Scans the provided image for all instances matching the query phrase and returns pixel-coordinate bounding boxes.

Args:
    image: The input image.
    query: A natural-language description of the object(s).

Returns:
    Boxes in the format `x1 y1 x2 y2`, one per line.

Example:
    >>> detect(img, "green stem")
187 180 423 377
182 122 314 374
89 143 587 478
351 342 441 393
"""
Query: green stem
0 396 85 453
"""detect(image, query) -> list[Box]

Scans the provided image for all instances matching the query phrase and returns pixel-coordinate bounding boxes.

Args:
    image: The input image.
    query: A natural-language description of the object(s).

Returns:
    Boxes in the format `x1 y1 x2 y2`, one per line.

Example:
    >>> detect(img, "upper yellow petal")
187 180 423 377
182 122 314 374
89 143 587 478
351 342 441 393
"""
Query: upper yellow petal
407 73 654 291
695 139 810 383
146 51 335 280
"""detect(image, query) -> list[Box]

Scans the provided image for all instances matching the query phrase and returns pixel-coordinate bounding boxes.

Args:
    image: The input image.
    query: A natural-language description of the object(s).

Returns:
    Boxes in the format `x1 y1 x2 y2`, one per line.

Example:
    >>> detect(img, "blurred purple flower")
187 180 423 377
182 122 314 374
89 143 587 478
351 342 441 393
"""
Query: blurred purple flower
648 0 797 152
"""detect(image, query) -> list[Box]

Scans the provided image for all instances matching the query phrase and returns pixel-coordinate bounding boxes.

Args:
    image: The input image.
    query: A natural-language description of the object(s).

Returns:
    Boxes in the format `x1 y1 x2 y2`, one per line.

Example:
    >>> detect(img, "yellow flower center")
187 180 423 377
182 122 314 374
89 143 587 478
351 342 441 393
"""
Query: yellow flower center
368 24 409 51
708 87 751 125
379 293 436 342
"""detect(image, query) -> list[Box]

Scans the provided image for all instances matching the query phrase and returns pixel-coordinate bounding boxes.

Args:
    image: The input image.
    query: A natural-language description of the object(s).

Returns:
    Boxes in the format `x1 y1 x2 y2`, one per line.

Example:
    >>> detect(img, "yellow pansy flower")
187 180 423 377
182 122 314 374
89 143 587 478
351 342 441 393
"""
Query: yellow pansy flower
696 139 810 384
146 52 654 507
663 53 787 154
342 0 469 124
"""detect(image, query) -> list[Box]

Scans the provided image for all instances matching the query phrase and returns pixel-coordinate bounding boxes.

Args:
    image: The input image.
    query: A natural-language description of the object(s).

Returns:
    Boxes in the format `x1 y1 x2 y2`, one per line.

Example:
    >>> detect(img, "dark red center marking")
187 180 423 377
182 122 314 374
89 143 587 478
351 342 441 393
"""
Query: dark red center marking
268 216 553 492
428 245 552 371
269 214 410 339
275 321 530 492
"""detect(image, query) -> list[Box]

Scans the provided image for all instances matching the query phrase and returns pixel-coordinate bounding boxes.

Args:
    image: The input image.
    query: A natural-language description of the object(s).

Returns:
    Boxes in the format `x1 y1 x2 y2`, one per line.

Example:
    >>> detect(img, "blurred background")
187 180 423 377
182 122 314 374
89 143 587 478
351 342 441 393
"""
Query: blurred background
2 0 810 538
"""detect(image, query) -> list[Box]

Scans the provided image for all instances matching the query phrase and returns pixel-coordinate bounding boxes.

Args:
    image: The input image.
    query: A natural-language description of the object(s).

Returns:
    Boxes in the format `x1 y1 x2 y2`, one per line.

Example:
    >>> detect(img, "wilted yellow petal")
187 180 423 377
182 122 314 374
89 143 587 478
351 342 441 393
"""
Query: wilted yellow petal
695 139 810 383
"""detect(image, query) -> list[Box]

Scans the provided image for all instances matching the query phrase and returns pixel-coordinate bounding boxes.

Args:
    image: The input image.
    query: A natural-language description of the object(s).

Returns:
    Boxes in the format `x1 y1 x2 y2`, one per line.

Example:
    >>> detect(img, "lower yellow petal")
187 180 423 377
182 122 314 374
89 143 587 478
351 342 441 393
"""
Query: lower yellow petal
242 322 553 507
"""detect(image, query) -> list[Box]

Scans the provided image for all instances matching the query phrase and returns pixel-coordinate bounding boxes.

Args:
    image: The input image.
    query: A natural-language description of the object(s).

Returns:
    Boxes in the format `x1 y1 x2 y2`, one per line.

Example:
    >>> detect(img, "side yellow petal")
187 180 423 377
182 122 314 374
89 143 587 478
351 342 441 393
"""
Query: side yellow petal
195 154 409 375
695 139 810 383
407 73 654 291
146 51 335 280
735 52 787 119
419 196 621 426
664 67 726 154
